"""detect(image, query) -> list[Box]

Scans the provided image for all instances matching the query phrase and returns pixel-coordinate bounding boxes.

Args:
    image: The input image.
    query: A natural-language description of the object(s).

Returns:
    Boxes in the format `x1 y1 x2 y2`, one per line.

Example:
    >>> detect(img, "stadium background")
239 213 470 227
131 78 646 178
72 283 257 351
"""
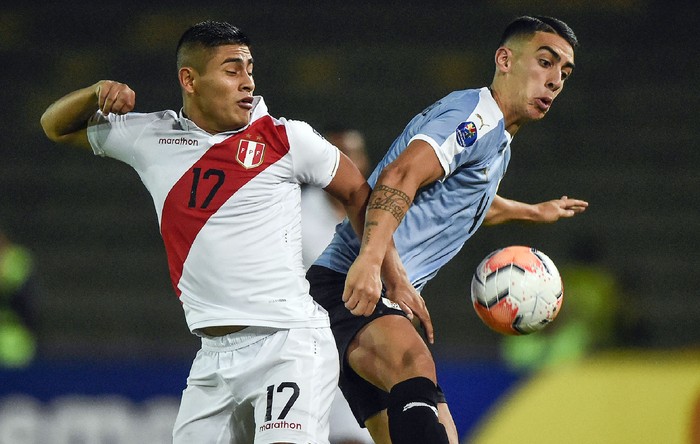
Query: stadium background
0 0 698 442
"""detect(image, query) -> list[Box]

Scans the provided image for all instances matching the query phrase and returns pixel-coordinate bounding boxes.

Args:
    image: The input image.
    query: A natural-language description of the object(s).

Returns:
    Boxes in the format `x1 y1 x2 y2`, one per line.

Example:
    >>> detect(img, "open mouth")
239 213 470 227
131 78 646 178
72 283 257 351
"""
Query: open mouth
239 96 254 109
535 97 552 112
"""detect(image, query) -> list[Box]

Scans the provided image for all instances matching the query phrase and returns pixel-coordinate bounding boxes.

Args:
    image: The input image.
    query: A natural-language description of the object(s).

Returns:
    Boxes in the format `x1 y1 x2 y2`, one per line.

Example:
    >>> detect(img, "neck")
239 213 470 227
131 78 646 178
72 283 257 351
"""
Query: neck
182 105 217 135
489 84 522 136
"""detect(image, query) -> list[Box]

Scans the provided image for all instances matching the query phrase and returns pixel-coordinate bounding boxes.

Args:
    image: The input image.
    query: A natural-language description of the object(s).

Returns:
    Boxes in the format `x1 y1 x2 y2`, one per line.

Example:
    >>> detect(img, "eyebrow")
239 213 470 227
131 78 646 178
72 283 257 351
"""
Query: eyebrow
538 45 575 70
221 57 254 66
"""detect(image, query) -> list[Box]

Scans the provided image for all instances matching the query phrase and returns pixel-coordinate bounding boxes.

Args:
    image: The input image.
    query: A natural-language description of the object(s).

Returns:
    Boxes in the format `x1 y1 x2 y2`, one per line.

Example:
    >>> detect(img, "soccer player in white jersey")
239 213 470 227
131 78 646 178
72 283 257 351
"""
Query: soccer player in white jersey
40 20 388 444
307 16 588 444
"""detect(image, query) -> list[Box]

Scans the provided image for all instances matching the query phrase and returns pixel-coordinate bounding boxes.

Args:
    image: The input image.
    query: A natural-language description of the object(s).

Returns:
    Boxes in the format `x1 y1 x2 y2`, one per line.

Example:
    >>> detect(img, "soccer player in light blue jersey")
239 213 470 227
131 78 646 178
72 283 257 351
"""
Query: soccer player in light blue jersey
307 15 588 444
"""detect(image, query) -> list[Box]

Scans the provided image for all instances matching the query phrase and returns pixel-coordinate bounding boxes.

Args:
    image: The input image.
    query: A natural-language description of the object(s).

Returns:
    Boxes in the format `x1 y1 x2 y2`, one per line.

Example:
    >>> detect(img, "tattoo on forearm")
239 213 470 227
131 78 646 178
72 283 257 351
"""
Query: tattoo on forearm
368 185 411 223
362 221 378 247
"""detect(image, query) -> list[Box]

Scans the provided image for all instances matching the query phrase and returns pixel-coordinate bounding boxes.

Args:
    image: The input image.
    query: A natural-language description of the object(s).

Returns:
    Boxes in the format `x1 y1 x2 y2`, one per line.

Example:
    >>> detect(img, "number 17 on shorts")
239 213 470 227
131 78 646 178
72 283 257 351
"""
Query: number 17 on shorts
173 326 339 443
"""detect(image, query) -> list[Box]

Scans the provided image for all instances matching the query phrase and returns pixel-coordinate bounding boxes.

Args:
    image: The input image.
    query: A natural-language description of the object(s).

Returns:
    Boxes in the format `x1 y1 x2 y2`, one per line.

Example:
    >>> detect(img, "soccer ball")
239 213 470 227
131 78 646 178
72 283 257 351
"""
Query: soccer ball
470 246 563 335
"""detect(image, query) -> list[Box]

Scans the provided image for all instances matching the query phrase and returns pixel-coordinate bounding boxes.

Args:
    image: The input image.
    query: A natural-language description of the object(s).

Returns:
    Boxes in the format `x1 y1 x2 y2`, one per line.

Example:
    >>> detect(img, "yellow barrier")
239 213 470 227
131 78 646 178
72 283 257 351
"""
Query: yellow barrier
468 351 700 444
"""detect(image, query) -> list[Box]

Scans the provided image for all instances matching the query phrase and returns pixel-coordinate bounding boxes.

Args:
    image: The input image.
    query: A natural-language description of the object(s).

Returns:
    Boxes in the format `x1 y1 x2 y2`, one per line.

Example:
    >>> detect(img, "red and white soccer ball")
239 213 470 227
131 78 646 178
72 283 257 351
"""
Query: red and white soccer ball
470 246 563 335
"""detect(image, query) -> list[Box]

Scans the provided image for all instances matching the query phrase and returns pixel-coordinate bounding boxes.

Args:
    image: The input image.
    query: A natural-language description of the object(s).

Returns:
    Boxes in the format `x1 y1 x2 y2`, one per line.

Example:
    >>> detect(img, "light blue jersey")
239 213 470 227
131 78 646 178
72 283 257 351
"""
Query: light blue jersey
315 87 512 290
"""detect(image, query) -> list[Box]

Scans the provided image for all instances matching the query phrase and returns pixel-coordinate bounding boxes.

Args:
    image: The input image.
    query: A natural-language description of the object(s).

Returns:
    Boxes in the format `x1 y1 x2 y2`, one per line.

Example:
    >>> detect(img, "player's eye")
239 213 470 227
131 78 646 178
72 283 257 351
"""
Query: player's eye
539 59 552 68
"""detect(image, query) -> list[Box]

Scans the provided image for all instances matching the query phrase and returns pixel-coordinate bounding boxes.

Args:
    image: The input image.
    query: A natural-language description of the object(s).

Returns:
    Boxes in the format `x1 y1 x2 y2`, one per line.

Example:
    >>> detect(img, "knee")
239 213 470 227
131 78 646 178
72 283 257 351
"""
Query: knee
391 345 436 380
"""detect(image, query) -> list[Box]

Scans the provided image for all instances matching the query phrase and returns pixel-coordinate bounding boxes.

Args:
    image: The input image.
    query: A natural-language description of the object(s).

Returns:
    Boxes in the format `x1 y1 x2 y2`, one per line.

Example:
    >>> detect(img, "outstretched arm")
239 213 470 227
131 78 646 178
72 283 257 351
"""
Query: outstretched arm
484 194 588 226
40 80 135 148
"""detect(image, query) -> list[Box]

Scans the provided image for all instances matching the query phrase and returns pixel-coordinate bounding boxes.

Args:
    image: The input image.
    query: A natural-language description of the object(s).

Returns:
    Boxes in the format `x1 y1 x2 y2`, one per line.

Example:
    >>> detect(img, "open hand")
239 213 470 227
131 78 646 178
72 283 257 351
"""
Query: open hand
535 195 588 222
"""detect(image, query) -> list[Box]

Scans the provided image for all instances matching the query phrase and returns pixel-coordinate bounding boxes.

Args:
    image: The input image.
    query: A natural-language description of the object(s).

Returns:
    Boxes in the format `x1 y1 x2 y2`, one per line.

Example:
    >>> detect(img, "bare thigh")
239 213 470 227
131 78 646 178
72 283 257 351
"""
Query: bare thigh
346 314 437 394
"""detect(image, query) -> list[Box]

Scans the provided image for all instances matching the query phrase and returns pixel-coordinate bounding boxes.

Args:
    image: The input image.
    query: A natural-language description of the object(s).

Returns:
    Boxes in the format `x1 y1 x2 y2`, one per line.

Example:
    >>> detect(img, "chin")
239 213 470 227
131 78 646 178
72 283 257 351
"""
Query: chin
529 109 547 120
234 117 251 129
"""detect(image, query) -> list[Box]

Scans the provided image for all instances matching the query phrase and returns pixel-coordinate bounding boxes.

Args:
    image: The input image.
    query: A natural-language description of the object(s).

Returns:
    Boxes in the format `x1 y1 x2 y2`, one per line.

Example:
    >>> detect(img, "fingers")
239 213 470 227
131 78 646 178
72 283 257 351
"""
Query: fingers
565 200 588 215
349 299 377 317
410 299 435 344
345 284 436 343
560 196 588 208
343 294 377 316
390 291 434 344
397 301 414 320
343 261 383 317
342 286 380 317
558 196 589 216
96 80 136 115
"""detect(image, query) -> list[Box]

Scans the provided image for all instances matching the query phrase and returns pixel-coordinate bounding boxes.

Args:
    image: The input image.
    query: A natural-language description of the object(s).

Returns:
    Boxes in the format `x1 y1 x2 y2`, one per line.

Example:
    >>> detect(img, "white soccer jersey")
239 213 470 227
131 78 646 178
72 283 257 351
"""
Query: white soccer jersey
87 97 340 332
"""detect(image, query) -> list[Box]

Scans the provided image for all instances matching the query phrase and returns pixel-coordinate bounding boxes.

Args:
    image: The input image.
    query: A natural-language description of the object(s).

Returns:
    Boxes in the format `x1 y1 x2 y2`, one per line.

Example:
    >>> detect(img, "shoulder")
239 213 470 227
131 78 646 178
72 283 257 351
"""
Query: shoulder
448 88 505 147
251 97 321 143
276 117 317 134
415 88 489 132
431 88 484 114
274 118 327 148
253 97 333 159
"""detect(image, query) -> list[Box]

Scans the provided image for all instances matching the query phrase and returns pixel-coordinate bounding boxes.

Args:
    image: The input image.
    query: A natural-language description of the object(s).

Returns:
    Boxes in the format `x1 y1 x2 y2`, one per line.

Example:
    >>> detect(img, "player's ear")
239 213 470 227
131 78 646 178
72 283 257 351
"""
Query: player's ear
179 67 196 93
495 46 512 73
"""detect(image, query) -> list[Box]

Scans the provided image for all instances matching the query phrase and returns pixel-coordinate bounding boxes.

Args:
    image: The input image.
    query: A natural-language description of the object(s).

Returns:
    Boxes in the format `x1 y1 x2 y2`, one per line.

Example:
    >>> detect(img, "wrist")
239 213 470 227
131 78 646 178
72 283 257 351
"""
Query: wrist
527 203 543 222
92 80 103 94
357 251 383 269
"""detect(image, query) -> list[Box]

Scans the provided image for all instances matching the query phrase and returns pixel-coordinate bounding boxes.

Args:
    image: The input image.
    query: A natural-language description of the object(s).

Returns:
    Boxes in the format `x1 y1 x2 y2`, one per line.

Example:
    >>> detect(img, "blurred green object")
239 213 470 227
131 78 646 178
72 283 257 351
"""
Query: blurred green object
502 264 620 370
0 244 33 294
0 237 37 368
0 310 35 367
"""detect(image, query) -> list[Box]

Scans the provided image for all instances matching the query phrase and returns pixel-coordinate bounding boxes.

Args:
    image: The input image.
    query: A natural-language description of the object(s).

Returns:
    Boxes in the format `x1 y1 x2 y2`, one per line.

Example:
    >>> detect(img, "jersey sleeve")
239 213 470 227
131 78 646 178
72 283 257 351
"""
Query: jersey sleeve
409 106 473 179
87 111 156 167
410 89 504 180
284 120 340 188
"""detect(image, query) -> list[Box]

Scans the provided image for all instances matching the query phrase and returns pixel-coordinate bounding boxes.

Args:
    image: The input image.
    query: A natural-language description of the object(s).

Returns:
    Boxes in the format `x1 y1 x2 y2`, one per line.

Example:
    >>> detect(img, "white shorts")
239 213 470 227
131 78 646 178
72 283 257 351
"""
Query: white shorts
329 387 374 443
172 326 339 444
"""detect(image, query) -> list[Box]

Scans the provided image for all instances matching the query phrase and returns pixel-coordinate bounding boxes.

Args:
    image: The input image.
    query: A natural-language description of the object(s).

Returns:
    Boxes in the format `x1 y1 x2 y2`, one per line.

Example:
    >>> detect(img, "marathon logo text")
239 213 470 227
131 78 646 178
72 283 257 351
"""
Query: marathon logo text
158 137 199 146
259 420 303 433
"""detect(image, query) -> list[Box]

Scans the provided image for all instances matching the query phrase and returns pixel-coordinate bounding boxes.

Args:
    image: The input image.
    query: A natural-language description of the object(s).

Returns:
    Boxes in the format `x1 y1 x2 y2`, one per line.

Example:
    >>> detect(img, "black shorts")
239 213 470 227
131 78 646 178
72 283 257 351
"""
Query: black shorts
306 265 445 426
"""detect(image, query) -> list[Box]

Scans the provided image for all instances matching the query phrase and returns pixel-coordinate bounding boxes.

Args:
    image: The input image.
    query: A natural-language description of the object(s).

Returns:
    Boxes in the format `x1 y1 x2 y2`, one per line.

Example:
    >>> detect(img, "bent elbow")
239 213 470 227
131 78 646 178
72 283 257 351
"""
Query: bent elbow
40 111 89 148
40 111 61 142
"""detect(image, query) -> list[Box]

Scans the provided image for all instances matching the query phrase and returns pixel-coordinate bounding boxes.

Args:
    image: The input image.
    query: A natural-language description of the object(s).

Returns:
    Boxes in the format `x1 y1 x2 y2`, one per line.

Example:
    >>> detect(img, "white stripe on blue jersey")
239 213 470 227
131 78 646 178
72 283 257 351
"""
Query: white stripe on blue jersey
315 87 512 290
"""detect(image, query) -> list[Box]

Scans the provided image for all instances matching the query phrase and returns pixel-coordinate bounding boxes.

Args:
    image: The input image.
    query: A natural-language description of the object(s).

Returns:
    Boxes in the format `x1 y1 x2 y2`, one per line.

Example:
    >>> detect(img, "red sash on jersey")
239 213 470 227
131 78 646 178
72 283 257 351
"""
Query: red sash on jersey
160 116 290 297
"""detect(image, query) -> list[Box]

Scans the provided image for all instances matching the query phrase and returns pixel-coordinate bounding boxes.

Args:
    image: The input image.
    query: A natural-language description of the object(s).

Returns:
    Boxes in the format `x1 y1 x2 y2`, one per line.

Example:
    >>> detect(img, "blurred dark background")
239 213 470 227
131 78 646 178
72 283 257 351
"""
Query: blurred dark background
1 0 697 363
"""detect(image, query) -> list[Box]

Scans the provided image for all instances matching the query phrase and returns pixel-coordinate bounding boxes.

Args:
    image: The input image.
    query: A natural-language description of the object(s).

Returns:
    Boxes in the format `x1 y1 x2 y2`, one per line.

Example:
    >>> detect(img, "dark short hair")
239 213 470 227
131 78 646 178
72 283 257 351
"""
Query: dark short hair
499 16 578 49
176 20 251 69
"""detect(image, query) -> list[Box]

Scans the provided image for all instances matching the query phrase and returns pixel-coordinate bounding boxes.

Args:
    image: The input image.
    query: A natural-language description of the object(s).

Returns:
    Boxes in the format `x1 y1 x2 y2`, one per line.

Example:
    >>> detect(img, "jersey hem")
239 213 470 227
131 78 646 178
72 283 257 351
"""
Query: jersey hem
187 317 331 334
